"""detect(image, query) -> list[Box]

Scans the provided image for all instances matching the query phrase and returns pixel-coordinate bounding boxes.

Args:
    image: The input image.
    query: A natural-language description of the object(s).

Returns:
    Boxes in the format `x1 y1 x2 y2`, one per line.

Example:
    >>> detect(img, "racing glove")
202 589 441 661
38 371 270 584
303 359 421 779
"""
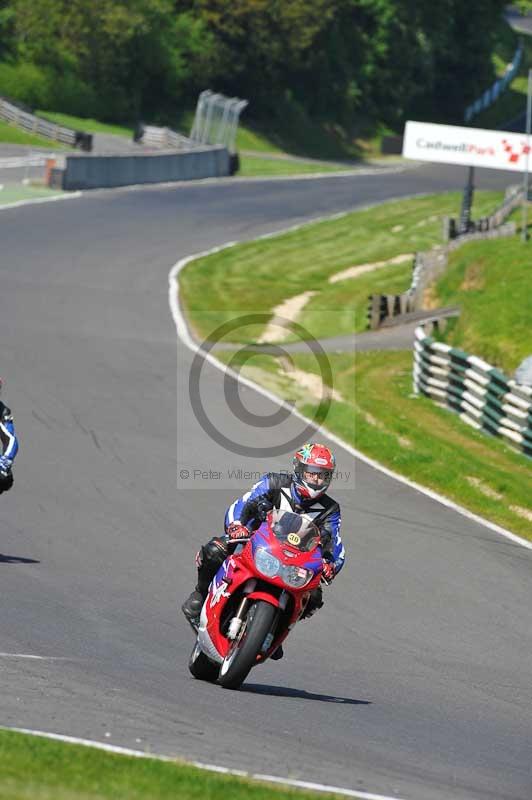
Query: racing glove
226 522 251 541
321 560 336 585
256 498 274 521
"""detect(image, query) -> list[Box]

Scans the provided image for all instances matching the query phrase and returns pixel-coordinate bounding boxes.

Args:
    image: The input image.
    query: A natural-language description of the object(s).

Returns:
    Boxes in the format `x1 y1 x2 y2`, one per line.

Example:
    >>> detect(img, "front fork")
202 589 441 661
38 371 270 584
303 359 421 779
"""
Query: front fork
226 583 289 646
227 595 250 639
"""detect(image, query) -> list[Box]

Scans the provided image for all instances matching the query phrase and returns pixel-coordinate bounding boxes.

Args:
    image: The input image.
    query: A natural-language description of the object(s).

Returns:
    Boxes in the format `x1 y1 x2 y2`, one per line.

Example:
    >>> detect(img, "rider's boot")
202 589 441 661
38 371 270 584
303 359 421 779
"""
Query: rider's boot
270 645 284 660
181 588 204 631
182 537 229 631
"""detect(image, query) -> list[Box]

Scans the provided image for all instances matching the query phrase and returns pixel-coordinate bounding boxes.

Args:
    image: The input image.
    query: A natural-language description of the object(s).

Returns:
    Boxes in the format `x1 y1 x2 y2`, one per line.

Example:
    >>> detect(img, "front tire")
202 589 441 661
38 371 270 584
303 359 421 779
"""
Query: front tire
218 601 276 690
188 641 219 682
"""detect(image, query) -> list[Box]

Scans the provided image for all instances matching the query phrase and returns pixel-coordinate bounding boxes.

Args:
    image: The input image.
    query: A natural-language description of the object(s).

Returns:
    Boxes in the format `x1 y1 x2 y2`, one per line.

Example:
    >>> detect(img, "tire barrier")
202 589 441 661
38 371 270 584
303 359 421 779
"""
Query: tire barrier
413 326 532 458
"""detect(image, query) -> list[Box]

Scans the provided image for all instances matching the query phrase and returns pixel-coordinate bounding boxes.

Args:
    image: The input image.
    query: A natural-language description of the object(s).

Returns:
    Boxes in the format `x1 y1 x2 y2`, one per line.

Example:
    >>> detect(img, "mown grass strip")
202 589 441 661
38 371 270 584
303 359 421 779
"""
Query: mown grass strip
0 729 348 800
179 191 504 343
238 155 352 177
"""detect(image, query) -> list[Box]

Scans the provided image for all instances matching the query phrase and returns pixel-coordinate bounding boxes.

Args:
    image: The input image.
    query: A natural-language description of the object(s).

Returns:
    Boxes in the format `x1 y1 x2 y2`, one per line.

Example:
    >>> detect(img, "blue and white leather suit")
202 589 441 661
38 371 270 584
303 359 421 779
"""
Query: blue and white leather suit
225 471 345 574
0 400 18 493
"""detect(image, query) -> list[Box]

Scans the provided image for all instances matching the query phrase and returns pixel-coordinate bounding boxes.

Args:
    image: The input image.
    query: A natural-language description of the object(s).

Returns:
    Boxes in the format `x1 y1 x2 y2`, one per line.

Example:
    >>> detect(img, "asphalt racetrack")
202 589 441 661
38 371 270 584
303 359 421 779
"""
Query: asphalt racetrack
1 163 531 800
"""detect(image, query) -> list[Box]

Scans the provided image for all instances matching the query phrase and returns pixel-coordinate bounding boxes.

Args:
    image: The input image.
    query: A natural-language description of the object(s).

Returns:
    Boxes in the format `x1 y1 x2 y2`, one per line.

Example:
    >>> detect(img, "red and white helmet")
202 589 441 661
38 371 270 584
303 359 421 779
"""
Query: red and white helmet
292 442 336 500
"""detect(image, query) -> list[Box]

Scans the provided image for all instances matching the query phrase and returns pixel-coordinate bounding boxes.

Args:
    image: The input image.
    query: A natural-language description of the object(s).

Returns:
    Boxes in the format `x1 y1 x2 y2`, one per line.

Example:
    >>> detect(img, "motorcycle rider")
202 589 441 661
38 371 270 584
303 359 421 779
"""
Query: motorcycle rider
0 379 19 495
182 443 345 657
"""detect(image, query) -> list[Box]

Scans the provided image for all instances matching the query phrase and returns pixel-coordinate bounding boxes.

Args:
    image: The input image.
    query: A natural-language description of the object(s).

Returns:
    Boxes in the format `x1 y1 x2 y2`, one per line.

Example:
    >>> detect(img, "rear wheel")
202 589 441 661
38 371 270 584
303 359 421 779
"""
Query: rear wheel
188 641 219 683
218 601 276 690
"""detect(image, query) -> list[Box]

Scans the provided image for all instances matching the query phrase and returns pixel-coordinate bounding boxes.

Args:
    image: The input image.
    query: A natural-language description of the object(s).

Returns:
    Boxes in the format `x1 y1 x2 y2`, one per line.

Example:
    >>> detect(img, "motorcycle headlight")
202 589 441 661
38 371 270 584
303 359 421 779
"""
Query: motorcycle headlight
281 565 313 589
254 548 280 578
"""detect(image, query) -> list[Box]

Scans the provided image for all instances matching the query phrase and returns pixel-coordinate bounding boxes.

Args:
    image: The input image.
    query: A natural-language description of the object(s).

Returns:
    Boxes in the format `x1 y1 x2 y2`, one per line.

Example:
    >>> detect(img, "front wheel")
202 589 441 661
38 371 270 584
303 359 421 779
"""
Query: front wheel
218 600 276 690
188 641 219 683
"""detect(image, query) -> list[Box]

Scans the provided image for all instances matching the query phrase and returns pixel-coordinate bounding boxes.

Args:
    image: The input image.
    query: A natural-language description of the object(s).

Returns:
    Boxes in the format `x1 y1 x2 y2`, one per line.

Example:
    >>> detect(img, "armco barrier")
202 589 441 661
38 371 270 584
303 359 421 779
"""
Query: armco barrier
55 145 230 190
133 124 195 150
464 42 523 123
0 96 92 150
367 186 520 330
413 326 532 458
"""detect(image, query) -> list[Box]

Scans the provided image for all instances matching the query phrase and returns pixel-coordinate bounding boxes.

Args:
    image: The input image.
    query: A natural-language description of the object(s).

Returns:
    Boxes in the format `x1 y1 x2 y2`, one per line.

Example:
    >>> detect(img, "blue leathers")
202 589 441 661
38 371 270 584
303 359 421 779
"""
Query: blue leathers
0 400 18 493
225 472 345 575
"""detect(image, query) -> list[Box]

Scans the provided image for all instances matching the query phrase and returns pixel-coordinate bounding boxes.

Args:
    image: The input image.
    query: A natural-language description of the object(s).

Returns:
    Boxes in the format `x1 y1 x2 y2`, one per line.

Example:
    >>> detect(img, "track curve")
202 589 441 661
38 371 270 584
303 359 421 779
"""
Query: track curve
1 164 531 800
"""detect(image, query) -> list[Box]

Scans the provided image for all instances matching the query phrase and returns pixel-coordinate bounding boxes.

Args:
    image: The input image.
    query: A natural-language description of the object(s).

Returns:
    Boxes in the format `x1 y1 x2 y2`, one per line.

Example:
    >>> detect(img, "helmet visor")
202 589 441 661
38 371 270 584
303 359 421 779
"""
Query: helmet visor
297 463 333 490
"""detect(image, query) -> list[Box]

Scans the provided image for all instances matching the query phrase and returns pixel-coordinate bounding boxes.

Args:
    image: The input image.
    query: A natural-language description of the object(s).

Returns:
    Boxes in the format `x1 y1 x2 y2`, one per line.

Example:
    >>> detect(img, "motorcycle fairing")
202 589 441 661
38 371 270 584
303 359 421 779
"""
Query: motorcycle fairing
196 511 323 666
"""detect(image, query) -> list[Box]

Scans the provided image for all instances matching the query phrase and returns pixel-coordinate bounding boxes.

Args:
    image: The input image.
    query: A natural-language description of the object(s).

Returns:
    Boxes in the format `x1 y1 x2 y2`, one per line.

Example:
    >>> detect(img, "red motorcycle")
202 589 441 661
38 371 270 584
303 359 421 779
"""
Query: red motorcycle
188 508 323 689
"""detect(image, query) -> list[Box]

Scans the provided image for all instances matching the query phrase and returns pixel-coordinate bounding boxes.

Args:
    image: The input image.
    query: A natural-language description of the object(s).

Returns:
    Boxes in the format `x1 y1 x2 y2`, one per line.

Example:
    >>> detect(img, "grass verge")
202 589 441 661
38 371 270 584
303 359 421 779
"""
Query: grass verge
0 729 345 800
0 184 64 206
215 349 532 540
36 111 134 139
179 191 504 343
432 234 532 373
0 119 67 149
238 154 352 177
179 188 531 539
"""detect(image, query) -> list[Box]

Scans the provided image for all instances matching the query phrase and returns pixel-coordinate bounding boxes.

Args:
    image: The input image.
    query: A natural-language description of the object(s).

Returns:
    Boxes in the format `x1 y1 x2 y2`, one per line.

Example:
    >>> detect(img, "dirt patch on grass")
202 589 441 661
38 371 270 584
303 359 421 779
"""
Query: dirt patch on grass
422 285 440 310
259 290 317 343
510 505 532 522
466 476 503 500
460 261 485 291
279 356 343 402
328 253 414 284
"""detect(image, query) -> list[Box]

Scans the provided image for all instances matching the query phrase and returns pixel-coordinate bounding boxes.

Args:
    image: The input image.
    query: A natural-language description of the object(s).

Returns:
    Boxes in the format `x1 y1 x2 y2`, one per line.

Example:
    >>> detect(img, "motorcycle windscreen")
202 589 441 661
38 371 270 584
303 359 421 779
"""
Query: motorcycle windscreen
270 509 320 552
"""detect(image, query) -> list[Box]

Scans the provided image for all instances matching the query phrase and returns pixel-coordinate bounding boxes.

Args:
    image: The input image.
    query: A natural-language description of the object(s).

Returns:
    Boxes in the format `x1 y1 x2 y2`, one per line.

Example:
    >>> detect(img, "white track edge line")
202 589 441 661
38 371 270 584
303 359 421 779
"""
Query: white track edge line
0 191 82 212
0 653 47 660
168 215 532 554
3 727 407 800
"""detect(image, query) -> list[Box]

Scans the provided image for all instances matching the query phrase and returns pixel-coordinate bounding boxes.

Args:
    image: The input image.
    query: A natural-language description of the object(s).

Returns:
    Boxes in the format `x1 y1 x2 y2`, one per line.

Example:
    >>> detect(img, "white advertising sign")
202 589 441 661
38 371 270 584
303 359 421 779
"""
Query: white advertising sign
403 120 531 172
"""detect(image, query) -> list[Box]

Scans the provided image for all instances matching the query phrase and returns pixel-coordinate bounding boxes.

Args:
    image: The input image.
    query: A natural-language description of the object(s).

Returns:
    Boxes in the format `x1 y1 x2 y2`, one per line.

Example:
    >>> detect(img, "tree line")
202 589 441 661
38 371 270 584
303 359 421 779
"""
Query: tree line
0 0 510 130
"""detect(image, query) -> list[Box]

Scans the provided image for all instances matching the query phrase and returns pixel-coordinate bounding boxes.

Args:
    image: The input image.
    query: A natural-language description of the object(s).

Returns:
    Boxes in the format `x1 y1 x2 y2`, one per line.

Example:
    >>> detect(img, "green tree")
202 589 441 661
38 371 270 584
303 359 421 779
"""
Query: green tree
2 0 215 119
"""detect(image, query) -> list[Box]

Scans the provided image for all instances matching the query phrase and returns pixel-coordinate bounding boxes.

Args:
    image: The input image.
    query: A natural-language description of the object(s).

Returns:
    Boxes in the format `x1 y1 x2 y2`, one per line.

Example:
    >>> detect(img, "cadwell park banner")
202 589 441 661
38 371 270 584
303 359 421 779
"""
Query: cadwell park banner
403 121 531 172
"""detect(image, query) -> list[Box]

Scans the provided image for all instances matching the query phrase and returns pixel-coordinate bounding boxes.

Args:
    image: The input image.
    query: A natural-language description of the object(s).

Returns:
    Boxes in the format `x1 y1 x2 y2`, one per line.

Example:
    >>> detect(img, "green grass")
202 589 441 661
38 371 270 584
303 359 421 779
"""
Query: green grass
238 154 351 177
0 119 67 149
0 730 346 800
235 124 284 154
433 234 532 373
217 349 532 540
181 188 531 538
36 111 134 138
179 191 504 343
173 106 389 162
0 184 64 206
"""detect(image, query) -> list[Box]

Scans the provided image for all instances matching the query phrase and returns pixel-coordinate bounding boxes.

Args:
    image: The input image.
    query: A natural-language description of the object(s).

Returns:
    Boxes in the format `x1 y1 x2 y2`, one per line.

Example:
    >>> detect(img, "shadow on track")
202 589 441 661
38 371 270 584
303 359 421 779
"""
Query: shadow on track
0 553 40 564
241 683 371 705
